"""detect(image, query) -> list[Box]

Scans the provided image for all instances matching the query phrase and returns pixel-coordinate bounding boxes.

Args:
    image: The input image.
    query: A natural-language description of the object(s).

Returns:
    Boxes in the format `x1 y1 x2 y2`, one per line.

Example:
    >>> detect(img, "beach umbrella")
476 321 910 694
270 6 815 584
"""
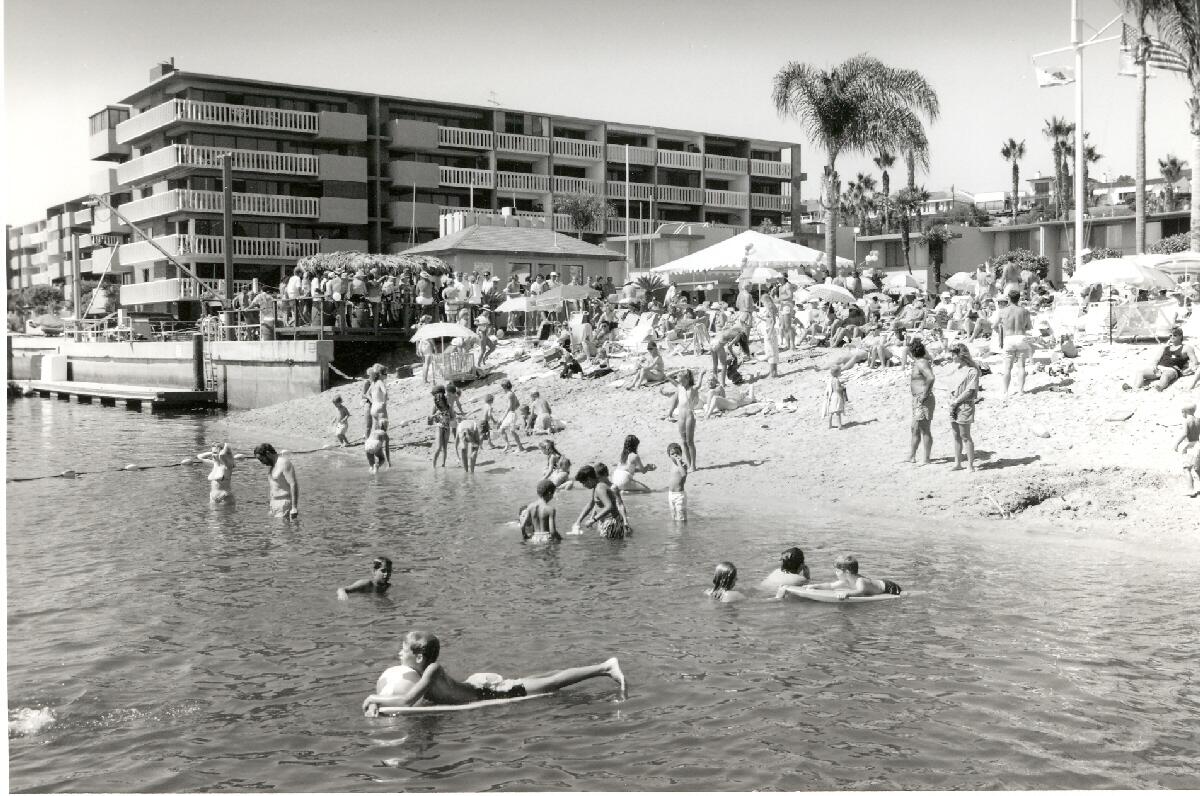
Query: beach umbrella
1138 252 1200 280
1068 258 1177 291
862 291 892 302
882 272 923 291
804 284 857 304
945 272 976 292
787 271 816 287
410 322 478 342
531 284 599 307
495 296 531 313
744 266 784 284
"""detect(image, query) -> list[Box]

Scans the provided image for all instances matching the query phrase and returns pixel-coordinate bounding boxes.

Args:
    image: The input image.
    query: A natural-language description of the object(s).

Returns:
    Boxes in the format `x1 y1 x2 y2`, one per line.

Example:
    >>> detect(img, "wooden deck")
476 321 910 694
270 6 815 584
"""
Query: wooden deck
12 380 219 409
268 325 413 343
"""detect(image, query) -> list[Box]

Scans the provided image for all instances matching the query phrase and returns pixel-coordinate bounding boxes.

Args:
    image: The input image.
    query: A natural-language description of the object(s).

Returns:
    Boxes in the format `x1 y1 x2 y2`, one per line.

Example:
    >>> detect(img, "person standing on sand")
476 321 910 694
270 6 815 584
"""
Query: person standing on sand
907 338 935 466
254 443 299 518
947 343 980 472
735 281 756 327
996 290 1033 397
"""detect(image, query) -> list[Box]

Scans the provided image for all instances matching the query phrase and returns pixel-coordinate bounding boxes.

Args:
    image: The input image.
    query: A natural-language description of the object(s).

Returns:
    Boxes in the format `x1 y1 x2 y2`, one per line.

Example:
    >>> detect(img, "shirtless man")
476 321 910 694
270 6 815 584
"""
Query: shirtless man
520 479 562 542
254 442 299 518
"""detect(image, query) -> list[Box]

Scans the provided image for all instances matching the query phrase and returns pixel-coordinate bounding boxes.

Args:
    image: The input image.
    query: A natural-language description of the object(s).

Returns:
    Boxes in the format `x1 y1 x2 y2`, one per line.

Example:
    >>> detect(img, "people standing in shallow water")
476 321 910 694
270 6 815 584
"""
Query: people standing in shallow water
197 443 236 503
572 465 629 538
666 443 688 522
520 479 562 542
761 547 810 589
337 556 393 600
365 418 391 474
429 386 452 467
254 443 299 518
706 562 745 602
612 435 654 493
331 395 350 446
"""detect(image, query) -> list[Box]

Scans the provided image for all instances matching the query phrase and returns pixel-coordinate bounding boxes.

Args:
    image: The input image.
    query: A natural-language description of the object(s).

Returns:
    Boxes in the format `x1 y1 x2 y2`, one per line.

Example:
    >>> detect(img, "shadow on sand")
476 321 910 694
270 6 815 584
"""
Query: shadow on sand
702 458 766 471
976 453 1041 471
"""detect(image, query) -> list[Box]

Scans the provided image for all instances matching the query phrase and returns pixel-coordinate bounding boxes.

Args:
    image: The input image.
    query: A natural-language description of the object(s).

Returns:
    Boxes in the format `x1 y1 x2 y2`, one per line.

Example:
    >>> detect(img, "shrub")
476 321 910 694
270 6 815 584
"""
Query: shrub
988 248 1050 282
635 273 668 304
1083 247 1123 263
1149 231 1192 254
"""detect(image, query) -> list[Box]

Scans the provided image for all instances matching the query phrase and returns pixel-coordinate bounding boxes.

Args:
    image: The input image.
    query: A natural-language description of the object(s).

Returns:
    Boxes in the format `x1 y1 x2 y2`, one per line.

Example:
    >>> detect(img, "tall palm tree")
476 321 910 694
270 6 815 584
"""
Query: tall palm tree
772 54 939 268
873 149 896 231
1126 0 1176 252
1084 139 1103 210
1000 138 1026 223
894 185 930 274
1159 154 1187 209
1156 0 1200 250
1044 117 1075 218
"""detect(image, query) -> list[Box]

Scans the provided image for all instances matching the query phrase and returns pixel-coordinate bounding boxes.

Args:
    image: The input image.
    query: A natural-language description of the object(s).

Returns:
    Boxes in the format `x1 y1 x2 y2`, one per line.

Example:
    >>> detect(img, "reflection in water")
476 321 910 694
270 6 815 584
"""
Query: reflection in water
6 398 1200 791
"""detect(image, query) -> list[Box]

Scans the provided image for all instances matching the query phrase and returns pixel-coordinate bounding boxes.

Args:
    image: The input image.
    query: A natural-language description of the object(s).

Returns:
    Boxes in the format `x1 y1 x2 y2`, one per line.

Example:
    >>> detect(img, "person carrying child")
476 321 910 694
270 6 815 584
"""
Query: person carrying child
794 554 901 600
337 556 393 600
1173 401 1200 497
361 630 624 713
666 442 689 522
520 479 563 542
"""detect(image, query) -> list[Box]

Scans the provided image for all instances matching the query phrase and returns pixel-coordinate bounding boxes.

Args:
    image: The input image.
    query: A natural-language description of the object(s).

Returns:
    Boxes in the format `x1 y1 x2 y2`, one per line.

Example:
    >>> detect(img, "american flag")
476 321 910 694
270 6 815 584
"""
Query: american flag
1122 22 1189 73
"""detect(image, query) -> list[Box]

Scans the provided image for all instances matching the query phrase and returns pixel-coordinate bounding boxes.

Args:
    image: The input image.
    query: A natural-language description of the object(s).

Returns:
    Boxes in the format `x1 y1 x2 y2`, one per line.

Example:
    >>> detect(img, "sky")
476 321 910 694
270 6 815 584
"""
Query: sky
3 0 1196 223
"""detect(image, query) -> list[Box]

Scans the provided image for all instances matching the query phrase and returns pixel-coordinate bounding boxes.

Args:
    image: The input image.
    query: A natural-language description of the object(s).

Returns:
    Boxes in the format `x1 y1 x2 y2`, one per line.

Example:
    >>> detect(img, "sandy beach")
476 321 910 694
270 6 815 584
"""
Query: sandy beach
217 336 1198 545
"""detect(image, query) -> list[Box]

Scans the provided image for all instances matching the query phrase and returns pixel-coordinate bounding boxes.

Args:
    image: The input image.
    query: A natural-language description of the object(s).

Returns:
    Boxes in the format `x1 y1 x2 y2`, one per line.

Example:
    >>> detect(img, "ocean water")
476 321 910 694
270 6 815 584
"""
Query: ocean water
6 397 1200 792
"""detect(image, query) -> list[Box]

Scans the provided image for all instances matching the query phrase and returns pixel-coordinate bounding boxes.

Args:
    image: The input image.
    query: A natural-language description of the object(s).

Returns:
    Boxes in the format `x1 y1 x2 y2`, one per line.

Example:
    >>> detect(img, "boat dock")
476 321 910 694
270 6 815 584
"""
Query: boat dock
10 380 219 410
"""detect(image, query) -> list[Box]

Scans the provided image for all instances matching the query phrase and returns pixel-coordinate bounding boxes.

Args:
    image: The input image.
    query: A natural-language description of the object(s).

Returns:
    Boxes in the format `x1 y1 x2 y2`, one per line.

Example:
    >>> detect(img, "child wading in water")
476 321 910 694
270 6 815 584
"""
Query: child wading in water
429 386 453 467
666 442 688 522
594 463 631 531
331 395 351 446
362 630 625 712
823 364 847 429
1174 401 1200 496
520 479 562 542
337 556 393 600
706 562 745 602
365 418 391 474
572 465 629 538
497 380 527 453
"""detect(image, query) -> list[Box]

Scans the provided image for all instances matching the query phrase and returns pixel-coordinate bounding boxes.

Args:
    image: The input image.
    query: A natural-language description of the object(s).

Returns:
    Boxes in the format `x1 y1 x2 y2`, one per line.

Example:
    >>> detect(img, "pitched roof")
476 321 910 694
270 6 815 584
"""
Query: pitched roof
401 224 626 260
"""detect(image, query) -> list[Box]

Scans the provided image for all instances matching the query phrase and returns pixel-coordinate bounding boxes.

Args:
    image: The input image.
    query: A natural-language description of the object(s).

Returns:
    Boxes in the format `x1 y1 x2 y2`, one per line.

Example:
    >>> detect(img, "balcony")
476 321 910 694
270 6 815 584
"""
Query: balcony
657 149 703 170
552 175 600 195
551 213 603 235
750 158 791 179
607 181 654 201
606 144 655 166
605 217 657 236
117 234 319 265
440 166 494 189
656 185 704 204
496 132 550 156
497 172 551 193
89 207 130 236
118 144 319 186
69 208 93 228
118 189 320 224
388 160 441 189
751 193 788 212
115 99 319 144
553 137 602 160
705 189 748 209
704 154 747 174
438 126 493 149
120 277 256 305
90 246 133 275
388 201 441 229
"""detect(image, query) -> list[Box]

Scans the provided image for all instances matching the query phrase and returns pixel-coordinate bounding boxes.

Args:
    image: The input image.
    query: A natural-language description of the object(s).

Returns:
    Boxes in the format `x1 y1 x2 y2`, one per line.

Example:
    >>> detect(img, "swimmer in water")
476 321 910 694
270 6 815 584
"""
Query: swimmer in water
520 479 562 542
254 442 299 518
761 547 810 590
196 442 236 503
362 630 624 712
611 435 654 493
364 418 391 474
337 556 393 600
706 562 745 602
793 554 902 600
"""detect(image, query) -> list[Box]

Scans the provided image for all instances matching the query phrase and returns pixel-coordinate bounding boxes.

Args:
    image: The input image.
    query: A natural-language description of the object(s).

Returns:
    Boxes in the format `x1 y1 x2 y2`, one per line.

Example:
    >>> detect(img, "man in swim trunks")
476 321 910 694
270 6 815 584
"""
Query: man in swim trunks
520 479 562 542
254 442 299 518
362 630 624 712
804 554 902 599
337 556 393 600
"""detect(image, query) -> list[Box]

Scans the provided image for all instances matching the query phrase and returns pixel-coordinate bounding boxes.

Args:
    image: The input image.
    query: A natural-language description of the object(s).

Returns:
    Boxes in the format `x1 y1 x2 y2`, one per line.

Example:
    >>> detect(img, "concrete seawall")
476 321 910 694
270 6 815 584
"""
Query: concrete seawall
7 336 332 410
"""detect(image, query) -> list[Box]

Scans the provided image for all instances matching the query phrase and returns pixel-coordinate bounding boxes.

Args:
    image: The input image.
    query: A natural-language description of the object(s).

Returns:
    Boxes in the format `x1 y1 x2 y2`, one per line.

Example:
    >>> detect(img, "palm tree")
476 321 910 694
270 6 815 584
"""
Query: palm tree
1159 154 1187 209
1044 117 1075 218
772 54 939 268
1067 131 1103 211
1000 138 1026 223
873 150 896 231
1155 1 1200 250
1125 0 1176 252
893 185 930 274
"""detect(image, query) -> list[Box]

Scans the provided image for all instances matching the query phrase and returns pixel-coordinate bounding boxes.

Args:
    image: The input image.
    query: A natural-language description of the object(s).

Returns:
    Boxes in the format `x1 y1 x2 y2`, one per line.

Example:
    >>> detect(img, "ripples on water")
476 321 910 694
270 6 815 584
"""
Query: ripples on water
6 398 1200 791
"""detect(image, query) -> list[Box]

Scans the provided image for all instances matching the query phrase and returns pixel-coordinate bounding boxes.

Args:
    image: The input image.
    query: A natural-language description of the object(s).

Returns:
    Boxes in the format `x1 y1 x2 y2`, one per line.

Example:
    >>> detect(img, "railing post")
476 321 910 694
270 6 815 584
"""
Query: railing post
192 332 205 391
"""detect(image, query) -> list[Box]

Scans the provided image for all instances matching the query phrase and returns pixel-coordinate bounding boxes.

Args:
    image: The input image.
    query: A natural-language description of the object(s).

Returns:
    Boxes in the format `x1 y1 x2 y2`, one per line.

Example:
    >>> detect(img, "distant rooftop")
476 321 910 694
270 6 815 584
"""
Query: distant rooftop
403 224 626 260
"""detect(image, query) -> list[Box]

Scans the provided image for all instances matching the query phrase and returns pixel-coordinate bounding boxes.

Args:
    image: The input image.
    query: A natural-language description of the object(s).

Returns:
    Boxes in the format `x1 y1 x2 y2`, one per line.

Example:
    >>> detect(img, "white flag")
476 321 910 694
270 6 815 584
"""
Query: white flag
1035 66 1075 87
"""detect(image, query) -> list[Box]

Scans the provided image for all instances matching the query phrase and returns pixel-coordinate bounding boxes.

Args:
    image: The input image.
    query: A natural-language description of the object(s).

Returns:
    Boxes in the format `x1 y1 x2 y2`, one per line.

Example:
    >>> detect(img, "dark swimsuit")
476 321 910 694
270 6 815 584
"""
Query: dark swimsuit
881 579 903 595
474 682 527 700
1157 344 1189 375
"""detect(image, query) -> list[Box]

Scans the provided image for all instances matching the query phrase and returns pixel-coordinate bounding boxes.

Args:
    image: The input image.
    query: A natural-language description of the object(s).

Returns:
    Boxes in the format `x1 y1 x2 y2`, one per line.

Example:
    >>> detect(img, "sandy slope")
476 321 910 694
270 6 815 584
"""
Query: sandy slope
218 336 1199 544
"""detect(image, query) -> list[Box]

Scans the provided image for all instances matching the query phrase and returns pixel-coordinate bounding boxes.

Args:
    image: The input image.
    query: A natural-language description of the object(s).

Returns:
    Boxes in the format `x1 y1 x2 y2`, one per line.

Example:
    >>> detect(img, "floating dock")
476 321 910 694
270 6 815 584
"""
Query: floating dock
10 380 219 409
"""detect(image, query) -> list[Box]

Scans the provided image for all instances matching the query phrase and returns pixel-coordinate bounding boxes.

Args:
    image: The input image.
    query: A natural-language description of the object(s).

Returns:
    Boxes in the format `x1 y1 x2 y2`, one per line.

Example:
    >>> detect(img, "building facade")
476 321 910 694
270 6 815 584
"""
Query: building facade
9 61 802 302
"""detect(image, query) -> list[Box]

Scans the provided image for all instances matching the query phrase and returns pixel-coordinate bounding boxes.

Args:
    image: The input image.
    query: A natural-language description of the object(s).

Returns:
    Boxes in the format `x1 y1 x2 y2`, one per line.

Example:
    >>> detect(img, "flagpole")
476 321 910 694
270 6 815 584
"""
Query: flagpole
624 144 631 270
1073 0 1085 277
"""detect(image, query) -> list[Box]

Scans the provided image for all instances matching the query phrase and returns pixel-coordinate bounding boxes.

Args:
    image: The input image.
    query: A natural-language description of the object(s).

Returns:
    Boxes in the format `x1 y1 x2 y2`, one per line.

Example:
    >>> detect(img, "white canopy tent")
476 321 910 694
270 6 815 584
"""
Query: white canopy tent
651 230 852 277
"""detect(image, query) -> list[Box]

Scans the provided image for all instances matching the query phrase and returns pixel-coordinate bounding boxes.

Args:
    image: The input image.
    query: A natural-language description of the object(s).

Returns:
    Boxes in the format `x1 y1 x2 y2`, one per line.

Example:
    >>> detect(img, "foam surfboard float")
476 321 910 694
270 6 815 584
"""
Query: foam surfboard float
780 586 902 603
376 693 550 714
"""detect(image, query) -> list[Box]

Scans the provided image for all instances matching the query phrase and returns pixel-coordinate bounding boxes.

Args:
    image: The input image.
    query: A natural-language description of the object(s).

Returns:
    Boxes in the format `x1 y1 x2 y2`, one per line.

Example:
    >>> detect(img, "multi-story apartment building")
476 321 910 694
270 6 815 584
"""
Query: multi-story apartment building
7 197 105 294
12 61 797 303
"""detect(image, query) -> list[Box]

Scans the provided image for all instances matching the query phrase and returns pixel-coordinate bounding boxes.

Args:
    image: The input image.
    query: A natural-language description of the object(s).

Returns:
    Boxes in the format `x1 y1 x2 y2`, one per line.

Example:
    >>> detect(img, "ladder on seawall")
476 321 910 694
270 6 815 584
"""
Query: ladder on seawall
201 326 220 391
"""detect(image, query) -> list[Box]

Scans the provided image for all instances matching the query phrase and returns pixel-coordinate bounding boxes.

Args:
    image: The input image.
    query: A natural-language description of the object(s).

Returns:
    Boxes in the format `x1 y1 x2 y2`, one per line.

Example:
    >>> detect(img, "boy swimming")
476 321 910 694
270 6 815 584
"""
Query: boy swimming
362 630 625 712
666 442 688 522
337 556 393 600
793 554 901 600
520 479 562 542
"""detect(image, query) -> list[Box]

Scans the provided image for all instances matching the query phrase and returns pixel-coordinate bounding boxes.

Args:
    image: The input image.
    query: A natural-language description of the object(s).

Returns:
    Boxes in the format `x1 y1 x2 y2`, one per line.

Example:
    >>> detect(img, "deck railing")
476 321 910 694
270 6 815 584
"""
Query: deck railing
605 144 655 165
750 158 791 178
497 172 551 192
553 137 602 159
704 154 748 173
655 185 704 204
439 166 495 188
115 98 318 143
496 132 550 155
552 175 601 195
118 144 319 185
438 126 493 149
704 189 748 209
606 181 654 201
656 149 703 170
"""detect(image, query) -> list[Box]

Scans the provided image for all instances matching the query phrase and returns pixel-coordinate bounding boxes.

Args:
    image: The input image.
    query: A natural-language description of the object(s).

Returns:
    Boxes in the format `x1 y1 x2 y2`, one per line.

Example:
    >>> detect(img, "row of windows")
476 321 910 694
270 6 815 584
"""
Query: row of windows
184 132 332 155
89 108 129 134
185 220 354 239
405 153 488 169
191 89 346 114
186 177 322 197
388 110 489 130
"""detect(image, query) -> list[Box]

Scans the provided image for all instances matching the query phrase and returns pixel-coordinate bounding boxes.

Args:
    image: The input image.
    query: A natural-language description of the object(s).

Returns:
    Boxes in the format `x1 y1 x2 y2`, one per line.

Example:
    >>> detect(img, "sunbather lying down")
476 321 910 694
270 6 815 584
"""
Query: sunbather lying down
703 381 758 418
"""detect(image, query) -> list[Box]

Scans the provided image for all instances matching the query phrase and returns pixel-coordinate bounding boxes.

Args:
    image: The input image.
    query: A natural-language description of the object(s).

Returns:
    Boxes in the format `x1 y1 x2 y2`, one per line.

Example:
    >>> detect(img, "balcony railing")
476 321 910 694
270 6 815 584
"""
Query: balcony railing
551 213 603 235
438 126 493 149
497 171 551 193
553 137 602 159
704 154 748 173
607 181 654 201
119 189 320 224
115 98 319 144
118 234 320 265
656 185 704 204
750 158 791 179
552 176 600 195
751 193 787 211
118 144 320 185
496 132 550 155
605 217 657 236
439 166 494 189
657 149 703 170
606 143 655 166
705 189 748 209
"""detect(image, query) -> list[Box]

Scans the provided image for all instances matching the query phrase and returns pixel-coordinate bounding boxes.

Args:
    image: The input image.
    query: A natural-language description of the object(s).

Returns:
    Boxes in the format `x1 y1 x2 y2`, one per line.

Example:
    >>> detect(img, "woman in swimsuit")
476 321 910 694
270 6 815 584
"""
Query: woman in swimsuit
611 434 654 493
1129 327 1195 391
367 366 389 430
197 443 236 503
625 341 666 390
663 370 699 470
948 344 980 471
702 375 757 418
907 338 935 466
756 295 780 378
429 386 452 467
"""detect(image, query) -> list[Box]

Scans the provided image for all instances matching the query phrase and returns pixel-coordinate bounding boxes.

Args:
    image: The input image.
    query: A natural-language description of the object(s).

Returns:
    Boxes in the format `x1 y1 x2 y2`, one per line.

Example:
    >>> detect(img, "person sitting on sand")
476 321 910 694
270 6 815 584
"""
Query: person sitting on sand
361 630 624 713
625 340 666 390
337 556 393 600
706 562 745 602
1127 327 1197 392
611 434 654 492
520 479 562 542
796 554 901 600
702 377 758 419
760 547 810 589
572 465 629 538
364 418 391 474
197 442 236 503
1174 401 1200 497
254 443 299 518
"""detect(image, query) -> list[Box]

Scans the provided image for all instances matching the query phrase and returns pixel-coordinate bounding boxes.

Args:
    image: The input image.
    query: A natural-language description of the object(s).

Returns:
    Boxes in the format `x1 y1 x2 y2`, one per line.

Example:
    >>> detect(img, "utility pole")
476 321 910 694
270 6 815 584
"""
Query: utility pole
70 232 82 320
222 153 233 301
